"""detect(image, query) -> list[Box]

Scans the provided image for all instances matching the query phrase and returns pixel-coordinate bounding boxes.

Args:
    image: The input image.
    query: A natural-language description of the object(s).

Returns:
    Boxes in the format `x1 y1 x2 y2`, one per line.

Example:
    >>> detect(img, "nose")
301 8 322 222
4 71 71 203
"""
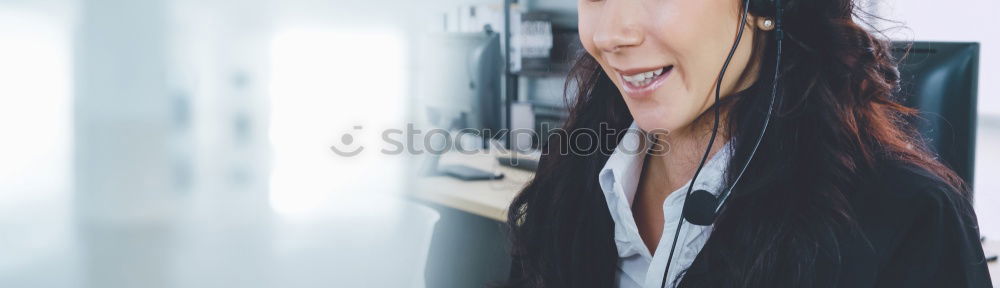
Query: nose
592 0 645 54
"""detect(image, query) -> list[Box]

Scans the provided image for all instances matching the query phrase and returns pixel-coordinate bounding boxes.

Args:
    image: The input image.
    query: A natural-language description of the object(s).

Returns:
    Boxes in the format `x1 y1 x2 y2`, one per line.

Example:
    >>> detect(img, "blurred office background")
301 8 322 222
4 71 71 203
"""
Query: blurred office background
0 0 997 287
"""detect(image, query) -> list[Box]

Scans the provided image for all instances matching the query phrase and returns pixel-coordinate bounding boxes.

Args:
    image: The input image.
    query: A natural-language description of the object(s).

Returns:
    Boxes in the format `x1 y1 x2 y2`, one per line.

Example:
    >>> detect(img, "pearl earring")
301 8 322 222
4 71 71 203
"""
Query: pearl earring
758 18 775 31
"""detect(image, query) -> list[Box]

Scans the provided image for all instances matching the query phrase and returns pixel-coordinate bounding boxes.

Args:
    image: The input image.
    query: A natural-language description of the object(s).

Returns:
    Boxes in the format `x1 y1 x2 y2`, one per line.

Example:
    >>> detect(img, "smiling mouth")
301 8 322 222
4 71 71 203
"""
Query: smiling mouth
619 65 673 94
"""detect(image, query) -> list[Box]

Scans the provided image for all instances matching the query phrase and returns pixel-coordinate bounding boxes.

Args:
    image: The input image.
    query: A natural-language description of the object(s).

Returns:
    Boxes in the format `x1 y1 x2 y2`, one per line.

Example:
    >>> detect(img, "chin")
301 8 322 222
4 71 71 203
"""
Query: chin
621 86 703 135
629 107 687 135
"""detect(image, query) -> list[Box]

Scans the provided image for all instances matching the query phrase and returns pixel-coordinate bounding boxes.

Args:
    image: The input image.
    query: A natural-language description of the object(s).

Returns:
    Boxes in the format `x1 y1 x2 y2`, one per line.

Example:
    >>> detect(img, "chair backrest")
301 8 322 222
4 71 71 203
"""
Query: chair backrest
891 41 980 188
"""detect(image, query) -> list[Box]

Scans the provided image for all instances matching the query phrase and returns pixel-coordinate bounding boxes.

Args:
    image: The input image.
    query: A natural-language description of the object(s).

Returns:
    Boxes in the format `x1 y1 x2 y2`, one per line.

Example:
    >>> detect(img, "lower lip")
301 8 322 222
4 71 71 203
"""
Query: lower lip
621 67 672 99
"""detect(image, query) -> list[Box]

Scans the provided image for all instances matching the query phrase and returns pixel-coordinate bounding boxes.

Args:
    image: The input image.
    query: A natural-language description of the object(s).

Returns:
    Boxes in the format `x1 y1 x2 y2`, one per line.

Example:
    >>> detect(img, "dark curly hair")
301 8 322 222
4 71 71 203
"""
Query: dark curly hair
502 0 967 287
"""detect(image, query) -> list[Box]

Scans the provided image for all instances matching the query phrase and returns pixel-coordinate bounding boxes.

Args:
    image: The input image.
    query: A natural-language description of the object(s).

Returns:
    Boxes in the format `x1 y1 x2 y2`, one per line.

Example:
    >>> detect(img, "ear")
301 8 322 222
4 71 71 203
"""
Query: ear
742 13 761 29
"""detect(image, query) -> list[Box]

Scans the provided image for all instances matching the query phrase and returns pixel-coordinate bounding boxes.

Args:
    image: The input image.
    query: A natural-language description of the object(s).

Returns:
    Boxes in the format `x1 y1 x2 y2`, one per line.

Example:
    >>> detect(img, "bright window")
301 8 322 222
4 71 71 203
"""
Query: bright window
268 29 407 219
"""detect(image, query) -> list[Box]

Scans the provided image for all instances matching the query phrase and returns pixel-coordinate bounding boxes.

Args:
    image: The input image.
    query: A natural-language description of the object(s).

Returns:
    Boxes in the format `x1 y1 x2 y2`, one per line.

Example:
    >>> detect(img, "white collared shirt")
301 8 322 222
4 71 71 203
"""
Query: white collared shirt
598 122 732 288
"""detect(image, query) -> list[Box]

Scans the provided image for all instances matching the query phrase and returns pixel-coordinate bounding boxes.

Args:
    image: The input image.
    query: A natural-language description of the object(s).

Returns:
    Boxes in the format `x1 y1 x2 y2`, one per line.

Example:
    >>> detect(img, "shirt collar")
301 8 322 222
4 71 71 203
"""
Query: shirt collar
598 121 734 260
599 121 649 207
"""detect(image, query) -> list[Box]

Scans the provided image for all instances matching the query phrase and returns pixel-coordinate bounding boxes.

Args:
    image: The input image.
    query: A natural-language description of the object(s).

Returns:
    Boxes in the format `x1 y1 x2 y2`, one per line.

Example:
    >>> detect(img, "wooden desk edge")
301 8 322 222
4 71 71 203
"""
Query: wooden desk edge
411 189 510 222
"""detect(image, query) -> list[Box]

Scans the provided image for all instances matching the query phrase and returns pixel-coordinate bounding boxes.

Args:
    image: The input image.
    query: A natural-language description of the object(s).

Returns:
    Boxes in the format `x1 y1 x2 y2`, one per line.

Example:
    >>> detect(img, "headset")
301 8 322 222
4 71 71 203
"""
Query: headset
659 0 788 287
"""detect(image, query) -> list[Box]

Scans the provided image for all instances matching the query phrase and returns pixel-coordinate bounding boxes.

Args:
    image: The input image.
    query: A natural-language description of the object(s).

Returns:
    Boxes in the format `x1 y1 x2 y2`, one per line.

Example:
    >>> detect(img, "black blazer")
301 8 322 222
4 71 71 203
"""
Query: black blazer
507 160 993 287
680 160 993 287
824 161 990 287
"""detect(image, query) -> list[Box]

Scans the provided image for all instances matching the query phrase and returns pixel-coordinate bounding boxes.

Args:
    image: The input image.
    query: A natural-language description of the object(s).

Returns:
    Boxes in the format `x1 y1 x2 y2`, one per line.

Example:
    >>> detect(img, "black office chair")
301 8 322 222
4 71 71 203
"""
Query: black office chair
891 41 980 189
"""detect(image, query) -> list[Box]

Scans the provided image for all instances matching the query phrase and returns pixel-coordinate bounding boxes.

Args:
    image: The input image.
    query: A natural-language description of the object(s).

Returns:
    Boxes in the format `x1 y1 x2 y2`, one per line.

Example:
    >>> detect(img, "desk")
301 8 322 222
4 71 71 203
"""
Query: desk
412 151 533 222
412 152 1000 282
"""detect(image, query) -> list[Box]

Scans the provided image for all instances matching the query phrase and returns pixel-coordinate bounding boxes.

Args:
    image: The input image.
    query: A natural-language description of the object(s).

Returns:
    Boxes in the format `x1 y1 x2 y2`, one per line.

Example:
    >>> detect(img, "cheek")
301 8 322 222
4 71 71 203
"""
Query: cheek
635 34 714 129
576 3 600 59
650 18 707 92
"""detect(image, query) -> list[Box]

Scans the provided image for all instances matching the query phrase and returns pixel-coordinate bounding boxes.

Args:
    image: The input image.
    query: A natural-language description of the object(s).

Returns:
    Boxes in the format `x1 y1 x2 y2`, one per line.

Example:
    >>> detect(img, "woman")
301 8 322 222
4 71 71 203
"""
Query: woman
504 0 991 287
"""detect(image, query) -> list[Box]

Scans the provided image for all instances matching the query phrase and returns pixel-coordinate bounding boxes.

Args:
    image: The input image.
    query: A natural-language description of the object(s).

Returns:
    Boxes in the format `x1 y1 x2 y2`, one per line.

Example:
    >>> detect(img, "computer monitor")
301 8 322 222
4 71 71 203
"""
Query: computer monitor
891 41 979 187
416 31 503 137
415 31 504 180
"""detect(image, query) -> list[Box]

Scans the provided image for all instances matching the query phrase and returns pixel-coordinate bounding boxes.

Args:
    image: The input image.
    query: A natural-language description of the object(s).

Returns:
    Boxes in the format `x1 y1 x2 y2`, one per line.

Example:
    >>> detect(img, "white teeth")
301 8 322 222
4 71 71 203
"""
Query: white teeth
622 67 665 86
